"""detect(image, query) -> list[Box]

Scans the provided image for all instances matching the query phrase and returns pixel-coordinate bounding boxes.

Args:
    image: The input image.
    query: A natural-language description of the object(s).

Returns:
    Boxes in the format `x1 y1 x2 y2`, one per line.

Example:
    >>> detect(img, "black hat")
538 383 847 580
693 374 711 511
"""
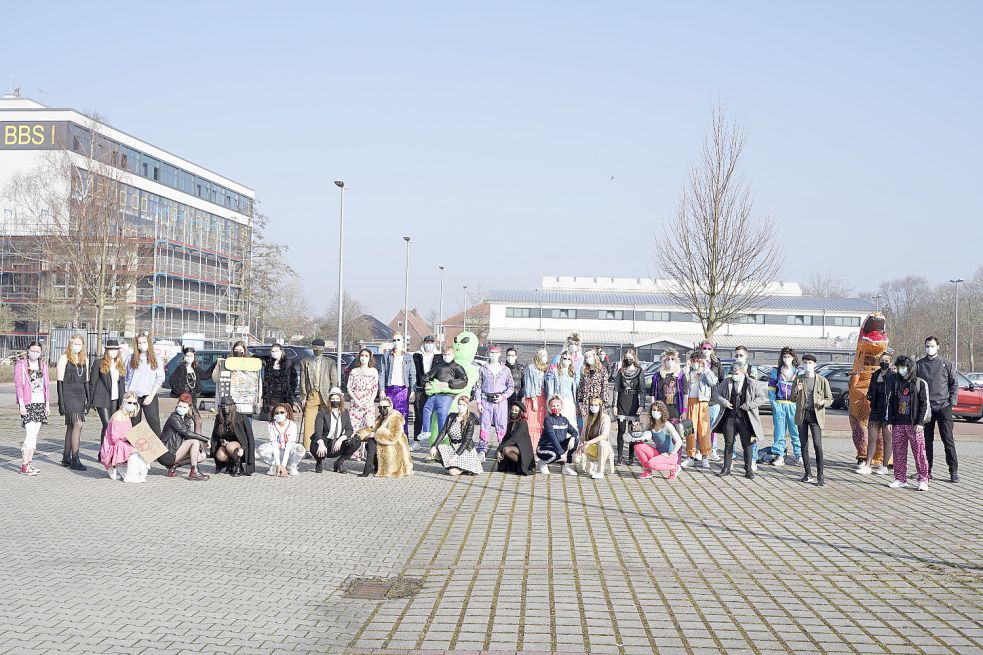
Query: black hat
311 338 325 347
424 335 435 343
105 339 120 348
220 395 236 407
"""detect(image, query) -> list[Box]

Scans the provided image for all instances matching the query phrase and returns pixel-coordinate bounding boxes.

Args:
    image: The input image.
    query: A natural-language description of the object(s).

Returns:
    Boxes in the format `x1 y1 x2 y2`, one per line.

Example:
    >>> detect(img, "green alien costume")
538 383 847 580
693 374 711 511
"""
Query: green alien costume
424 331 479 447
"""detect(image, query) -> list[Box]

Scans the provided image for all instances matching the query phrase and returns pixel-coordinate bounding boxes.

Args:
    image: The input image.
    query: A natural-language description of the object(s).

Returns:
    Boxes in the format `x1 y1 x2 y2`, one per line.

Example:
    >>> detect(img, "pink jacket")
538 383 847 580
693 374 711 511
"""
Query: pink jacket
14 358 49 406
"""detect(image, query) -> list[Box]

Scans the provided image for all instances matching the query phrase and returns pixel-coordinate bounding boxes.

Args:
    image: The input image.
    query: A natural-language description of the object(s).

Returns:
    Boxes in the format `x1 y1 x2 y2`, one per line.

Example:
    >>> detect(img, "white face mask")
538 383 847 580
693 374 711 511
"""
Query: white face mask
805 363 816 373
71 344 83 354
271 350 282 360
176 406 189 417
359 355 369 365
457 403 469 413
443 354 454 363
184 354 194 364
732 374 744 383
926 345 938 356
138 342 148 352
424 343 435 353
489 353 500 362
651 410 662 420
585 354 596 364
702 349 713 357
506 355 517 365
124 401 138 414
568 344 579 353
393 340 404 350
274 413 287 423
783 356 793 367
690 363 701 371
735 354 747 362
589 405 600 414
29 351 42 361
898 366 909 377
108 350 118 359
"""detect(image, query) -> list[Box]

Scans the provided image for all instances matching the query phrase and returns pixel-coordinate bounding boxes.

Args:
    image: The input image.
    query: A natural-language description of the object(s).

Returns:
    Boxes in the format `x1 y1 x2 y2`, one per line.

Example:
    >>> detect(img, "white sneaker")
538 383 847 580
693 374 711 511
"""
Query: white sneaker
709 451 722 462
772 457 785 467
751 462 758 472
701 458 711 469
108 467 118 481
681 457 694 468
288 466 299 476
477 451 487 463
694 452 703 461
917 481 928 491
794 456 804 466
856 463 872 475
562 464 577 476
414 434 430 451
888 480 907 489
590 471 604 480
267 466 277 476
875 466 889 476
538 460 550 475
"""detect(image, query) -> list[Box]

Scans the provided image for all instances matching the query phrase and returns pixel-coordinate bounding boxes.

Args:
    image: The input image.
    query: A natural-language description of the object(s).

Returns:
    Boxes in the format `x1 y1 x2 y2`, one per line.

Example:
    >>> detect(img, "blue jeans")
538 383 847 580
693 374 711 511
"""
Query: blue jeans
771 401 801 459
709 404 721 451
421 394 454 444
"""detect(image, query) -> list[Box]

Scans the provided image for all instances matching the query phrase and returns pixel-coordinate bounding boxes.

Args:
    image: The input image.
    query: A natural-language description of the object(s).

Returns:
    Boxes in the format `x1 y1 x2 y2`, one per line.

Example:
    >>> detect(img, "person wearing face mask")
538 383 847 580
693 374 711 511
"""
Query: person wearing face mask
358 397 412 478
916 336 959 483
378 335 416 437
522 348 550 451
504 347 525 408
310 387 361 473
125 331 164 439
497 403 536 475
634 402 683 481
347 348 380 434
883 355 931 491
546 350 578 426
167 346 206 433
651 349 688 425
257 403 305 477
477 344 514 460
599 349 615 378
698 340 726 462
418 345 469 450
159 393 211 480
536 396 580 475
858 353 895 475
765 346 803 467
299 338 340 450
434 396 483 476
681 350 718 469
791 355 834 486
710 361 766 478
209 339 250 385
580 396 614 479
613 348 646 465
412 335 439 438
99 392 145 482
89 339 127 446
576 348 609 430
550 333 584 387
210 395 256 476
15 341 50 476
262 344 299 421
57 334 90 471
730 346 760 469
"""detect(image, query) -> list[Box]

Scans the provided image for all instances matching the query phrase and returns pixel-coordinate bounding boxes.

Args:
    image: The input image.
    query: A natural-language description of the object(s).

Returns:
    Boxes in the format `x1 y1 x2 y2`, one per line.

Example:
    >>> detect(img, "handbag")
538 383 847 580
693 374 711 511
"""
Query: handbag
585 442 599 459
678 419 695 438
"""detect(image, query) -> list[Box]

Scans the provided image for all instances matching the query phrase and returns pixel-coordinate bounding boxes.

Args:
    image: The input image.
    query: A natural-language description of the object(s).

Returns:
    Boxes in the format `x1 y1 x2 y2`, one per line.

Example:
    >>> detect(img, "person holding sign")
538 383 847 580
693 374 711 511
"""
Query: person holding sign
98 392 143 481
258 403 306 477
210 395 256 476
159 393 211 481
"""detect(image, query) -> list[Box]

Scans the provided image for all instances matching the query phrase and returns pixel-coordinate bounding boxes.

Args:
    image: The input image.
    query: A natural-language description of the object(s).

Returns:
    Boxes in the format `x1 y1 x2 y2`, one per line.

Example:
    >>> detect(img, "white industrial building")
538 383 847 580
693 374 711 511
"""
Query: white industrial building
486 277 873 363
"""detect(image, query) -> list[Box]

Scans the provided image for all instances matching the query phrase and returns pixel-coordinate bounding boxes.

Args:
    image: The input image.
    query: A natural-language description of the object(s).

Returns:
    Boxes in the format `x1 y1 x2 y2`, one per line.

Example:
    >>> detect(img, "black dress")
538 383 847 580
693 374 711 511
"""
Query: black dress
614 366 644 417
497 418 535 475
59 360 89 425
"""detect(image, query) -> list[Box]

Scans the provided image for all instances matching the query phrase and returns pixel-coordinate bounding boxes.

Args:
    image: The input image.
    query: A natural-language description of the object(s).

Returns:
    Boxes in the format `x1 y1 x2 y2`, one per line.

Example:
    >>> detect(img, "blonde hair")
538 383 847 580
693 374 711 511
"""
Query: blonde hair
556 350 575 377
121 391 140 416
65 334 88 367
100 347 126 376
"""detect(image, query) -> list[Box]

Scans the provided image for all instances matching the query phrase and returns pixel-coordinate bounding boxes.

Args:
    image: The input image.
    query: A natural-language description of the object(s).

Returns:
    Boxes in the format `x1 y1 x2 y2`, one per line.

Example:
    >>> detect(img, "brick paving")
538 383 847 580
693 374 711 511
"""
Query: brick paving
1 399 981 654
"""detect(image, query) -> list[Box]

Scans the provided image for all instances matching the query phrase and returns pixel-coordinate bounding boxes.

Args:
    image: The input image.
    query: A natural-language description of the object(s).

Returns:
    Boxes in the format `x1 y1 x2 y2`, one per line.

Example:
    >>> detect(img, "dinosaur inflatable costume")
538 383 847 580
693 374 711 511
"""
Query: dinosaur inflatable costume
847 313 889 465
424 331 479 443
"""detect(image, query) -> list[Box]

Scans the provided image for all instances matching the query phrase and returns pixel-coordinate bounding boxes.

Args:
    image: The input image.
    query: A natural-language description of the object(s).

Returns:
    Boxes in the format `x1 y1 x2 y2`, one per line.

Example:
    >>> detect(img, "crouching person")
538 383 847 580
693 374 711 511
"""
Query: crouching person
360 397 413 478
159 393 210 481
580 396 614 479
99 392 148 482
211 395 257 476
258 403 306 477
536 396 579 476
310 387 361 474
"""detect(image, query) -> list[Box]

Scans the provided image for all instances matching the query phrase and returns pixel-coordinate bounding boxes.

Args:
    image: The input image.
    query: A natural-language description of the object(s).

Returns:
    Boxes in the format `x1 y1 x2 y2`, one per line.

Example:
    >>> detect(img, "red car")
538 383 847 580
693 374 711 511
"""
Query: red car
954 371 983 422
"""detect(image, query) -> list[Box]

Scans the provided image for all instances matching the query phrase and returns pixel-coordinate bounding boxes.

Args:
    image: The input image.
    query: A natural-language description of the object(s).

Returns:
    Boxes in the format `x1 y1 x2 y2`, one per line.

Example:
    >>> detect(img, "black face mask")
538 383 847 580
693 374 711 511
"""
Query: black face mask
330 400 341 408
379 407 389 417
233 351 244 357
880 362 889 370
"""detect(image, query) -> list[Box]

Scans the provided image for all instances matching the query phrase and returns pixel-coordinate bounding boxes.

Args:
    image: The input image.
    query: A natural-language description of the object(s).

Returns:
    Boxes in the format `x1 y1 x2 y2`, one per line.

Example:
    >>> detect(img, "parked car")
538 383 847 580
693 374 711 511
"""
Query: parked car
163 349 224 398
819 367 852 410
967 372 983 385
954 371 983 422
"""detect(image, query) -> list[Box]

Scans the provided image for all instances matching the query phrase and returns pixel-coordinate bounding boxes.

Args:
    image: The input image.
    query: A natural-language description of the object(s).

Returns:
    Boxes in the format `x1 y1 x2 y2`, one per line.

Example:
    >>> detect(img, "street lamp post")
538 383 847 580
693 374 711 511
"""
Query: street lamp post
951 278 964 369
871 294 883 312
402 236 411 347
334 180 346 380
438 265 445 346
463 285 469 332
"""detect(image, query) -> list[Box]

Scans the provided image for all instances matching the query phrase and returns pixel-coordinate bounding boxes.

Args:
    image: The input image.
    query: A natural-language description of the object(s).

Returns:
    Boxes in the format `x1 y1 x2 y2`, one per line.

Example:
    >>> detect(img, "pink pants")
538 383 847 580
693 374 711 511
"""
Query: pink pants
634 443 678 471
892 424 929 484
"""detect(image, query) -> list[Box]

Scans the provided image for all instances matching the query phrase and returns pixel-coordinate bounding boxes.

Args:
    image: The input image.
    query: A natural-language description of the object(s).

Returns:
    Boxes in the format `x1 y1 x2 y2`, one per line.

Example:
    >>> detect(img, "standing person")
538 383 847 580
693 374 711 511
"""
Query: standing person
536 396 579 476
650 349 688 425
916 336 959 483
262 344 299 419
477 345 514 459
858 352 894 475
89 339 126 445
15 341 49 476
125 331 164 438
792 355 834 486
418 344 469 448
310 387 361 473
99 392 144 481
299 338 340 450
210 340 249 381
167 346 206 432
766 347 803 467
682 350 718 469
505 347 525 408
576 348 609 429
550 333 584 386
522 348 549 451
159 393 211 481
257 403 306 477
359 396 413 478
599 349 615 378
497 404 536 475
634 401 683 481
698 340 726 461
545 351 578 425
612 348 645 465
57 334 90 471
347 348 380 432
434 396 483 476
210 395 256 477
731 346 760 468
378 334 415 436
885 355 931 491
710 361 765 479
580 396 614 479
412 335 439 440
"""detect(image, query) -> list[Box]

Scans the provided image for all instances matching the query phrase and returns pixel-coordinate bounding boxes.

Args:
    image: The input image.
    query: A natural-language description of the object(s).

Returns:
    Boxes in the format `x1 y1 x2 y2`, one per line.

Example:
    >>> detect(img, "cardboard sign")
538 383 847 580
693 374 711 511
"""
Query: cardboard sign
216 356 263 415
123 420 168 465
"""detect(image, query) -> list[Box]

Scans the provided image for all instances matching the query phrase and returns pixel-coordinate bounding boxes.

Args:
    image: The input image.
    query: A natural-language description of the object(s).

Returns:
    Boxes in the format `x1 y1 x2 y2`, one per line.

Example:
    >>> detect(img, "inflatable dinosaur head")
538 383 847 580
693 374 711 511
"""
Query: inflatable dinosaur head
859 312 887 343
453 331 479 365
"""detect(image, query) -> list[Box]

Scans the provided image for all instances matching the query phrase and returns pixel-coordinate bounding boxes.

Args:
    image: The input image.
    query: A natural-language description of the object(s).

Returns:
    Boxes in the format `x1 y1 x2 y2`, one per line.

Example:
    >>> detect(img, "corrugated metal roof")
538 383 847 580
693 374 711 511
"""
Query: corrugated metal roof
488 328 858 352
486 289 874 312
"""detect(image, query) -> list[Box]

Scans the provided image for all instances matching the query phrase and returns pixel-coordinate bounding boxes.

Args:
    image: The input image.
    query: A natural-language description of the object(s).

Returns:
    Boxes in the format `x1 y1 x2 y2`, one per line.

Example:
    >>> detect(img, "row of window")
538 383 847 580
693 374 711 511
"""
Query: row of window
503 307 862 327
69 124 252 216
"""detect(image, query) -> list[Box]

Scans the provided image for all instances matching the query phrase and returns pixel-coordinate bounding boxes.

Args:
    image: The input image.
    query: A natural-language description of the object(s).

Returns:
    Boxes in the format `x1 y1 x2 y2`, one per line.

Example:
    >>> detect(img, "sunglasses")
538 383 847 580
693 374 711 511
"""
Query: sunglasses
274 412 287 417
124 402 138 408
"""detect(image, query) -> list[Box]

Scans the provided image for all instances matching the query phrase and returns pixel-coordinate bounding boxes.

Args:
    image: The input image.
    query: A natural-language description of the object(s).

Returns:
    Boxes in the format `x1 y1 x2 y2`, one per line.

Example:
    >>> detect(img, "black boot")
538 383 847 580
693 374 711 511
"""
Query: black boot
315 459 323 473
716 467 732 477
69 453 87 471
718 445 733 476
61 452 71 467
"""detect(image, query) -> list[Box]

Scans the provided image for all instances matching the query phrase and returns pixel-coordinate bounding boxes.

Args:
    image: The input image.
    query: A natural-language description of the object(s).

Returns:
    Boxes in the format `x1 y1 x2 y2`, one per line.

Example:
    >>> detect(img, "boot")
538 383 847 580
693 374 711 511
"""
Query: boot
717 446 733 477
69 453 87 471
315 459 323 473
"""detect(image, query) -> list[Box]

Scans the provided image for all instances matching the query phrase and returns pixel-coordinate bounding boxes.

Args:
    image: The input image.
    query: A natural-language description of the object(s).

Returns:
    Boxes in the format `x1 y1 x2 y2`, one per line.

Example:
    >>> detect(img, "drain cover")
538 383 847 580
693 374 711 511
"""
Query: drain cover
343 576 423 600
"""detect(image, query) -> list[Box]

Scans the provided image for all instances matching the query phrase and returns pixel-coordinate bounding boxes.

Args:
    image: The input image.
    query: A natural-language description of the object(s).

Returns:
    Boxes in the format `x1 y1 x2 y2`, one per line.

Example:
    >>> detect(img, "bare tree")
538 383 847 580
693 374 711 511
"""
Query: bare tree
654 104 783 339
264 280 314 342
319 291 372 350
802 270 853 298
242 202 296 340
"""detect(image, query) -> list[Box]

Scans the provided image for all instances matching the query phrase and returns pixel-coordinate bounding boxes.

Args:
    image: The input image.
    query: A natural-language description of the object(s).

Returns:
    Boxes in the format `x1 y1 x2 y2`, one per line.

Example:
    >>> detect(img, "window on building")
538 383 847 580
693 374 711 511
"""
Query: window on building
505 307 533 318
641 311 670 321
600 310 623 320
787 315 814 326
738 314 765 324
829 316 861 327
548 308 576 319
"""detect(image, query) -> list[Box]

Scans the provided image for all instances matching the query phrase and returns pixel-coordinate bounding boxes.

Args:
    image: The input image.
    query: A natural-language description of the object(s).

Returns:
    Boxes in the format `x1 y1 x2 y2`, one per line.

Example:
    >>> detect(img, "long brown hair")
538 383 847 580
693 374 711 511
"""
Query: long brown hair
357 348 375 369
583 396 607 439
649 401 670 430
99 347 126 376
129 332 158 370
65 334 87 367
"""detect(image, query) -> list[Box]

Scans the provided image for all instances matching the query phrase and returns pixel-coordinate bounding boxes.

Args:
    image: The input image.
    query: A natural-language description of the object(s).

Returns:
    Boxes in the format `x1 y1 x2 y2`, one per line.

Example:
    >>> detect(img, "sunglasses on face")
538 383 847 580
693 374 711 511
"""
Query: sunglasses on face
124 402 137 409
274 412 287 417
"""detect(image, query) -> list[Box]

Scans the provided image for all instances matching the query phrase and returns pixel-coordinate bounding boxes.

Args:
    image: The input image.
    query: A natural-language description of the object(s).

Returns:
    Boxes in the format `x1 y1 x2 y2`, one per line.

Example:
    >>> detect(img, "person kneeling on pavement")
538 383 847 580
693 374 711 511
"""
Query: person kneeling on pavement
258 403 306 477
159 393 210 481
310 387 361 474
433 397 483 476
359 396 413 478
211 395 256 476
537 395 580 476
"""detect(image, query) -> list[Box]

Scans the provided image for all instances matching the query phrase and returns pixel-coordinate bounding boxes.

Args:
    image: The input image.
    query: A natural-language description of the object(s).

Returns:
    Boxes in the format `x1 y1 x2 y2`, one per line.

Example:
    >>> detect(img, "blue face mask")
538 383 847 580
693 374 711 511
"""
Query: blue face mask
176 406 189 417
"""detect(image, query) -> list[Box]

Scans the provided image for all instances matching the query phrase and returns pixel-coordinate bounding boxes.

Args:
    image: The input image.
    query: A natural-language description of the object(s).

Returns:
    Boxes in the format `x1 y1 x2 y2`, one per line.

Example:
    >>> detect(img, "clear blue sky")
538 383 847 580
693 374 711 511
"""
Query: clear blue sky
4 1 981 321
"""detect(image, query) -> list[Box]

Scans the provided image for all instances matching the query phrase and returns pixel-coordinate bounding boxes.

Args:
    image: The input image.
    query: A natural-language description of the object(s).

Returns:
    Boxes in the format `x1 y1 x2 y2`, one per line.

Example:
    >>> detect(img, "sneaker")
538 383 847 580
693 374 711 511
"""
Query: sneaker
709 451 722 462
875 466 889 476
267 466 277 476
888 480 907 489
668 465 680 481
26 464 41 475
561 464 577 476
917 481 928 491
477 451 487 463
538 460 551 475
288 466 299 476
680 457 694 468
801 475 817 484
590 471 604 480
751 462 758 472
639 469 655 480
701 458 711 470
18 464 38 476
794 456 804 466
108 467 118 481
772 457 785 467
694 452 703 462
856 463 872 475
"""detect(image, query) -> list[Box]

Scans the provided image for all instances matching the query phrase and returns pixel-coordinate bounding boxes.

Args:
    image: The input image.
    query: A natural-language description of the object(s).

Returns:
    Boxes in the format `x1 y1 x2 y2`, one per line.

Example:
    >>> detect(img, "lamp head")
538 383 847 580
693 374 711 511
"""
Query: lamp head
333 180 345 188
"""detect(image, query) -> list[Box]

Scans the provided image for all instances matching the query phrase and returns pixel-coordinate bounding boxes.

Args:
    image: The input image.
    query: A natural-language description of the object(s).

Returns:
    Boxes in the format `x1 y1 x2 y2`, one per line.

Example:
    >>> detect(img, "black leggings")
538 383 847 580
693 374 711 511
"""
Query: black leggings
136 395 162 437
616 419 634 461
95 400 122 445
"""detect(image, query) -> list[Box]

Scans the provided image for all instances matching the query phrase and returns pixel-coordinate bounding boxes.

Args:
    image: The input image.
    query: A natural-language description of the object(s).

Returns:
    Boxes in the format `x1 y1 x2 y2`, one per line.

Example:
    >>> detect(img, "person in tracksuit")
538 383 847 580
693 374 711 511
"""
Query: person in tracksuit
536 396 579 476
767 346 803 467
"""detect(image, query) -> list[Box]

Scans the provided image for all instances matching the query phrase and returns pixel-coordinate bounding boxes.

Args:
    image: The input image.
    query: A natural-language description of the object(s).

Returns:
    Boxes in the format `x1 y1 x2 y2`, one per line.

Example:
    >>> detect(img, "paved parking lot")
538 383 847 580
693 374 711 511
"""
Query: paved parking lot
1 388 981 655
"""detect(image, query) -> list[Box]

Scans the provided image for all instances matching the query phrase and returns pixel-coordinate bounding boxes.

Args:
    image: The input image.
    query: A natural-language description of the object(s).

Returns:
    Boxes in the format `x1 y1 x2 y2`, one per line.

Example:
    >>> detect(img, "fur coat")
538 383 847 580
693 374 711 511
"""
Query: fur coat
374 412 413 478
